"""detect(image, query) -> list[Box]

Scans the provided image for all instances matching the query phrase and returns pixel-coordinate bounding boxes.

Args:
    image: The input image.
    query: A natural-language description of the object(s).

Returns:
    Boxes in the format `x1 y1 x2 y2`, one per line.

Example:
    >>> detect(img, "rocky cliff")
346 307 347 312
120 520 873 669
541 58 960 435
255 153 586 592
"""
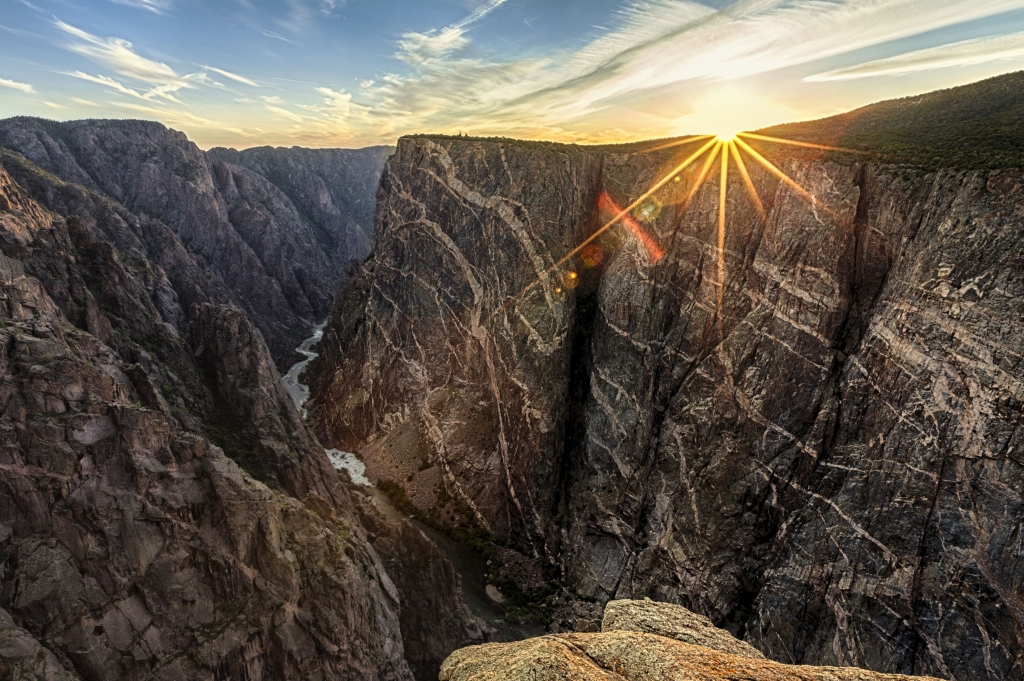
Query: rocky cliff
311 135 1024 681
0 150 483 679
0 118 389 366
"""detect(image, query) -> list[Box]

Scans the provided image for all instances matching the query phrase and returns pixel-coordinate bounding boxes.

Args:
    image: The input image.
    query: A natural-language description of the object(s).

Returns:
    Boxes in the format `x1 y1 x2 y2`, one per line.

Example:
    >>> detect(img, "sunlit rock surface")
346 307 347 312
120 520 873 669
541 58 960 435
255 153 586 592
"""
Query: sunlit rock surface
313 136 1024 680
440 599 937 681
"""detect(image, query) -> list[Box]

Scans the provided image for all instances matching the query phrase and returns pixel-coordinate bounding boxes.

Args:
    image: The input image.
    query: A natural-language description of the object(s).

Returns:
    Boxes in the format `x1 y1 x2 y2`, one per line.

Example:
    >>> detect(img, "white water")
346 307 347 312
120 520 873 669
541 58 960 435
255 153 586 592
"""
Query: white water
285 322 372 487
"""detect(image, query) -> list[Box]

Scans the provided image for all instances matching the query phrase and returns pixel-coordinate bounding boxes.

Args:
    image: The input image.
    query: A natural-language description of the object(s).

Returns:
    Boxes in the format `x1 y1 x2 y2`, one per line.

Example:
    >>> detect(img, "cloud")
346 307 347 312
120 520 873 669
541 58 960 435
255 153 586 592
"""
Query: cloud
397 0 509 64
71 97 100 106
206 66 259 87
448 0 509 32
336 0 1024 144
43 101 66 109
265 104 305 122
57 21 183 85
262 30 296 44
0 77 34 93
112 101 215 126
807 30 1024 81
108 0 172 13
65 70 184 103
57 21 263 108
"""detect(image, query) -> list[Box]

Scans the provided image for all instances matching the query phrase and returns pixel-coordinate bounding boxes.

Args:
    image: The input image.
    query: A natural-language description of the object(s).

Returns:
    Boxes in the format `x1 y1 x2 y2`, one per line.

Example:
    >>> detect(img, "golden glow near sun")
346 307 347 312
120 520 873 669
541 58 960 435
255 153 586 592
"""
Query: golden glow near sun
487 125 862 331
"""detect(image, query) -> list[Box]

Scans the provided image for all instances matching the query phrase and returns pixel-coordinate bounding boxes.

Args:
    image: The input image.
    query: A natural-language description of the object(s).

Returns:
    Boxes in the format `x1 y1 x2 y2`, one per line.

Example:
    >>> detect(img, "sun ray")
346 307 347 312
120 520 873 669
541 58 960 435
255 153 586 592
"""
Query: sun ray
729 141 766 221
674 140 722 215
733 136 821 209
716 142 729 338
643 134 716 154
737 132 869 155
485 136 719 324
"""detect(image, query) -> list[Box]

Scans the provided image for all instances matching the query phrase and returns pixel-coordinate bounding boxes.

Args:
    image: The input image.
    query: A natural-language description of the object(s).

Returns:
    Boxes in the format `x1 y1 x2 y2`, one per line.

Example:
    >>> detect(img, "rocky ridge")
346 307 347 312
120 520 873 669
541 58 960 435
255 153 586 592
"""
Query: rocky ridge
311 135 1024 680
0 151 484 679
0 117 390 366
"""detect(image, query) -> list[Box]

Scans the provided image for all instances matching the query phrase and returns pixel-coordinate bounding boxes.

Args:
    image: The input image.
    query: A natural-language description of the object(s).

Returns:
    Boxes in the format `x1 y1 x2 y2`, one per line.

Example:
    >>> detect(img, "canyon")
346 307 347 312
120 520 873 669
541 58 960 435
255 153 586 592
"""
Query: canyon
0 120 487 681
310 132 1024 681
2 71 1023 681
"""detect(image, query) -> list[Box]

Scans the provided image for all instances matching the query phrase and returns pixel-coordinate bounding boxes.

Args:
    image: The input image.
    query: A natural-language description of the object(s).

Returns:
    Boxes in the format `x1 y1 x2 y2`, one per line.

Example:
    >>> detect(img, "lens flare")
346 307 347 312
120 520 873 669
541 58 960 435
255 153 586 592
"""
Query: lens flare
599 192 665 263
485 125 867 330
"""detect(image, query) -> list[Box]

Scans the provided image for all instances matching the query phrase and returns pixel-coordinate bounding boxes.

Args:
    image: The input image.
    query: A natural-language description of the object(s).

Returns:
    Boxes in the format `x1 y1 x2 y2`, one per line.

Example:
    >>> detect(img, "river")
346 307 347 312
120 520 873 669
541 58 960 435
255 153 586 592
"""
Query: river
283 322 370 486
284 322 543 641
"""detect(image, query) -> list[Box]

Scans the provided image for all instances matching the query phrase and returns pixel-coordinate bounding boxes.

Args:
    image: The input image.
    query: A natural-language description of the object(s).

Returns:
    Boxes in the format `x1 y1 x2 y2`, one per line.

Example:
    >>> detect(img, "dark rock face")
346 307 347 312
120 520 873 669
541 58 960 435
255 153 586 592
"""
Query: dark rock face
0 153 482 679
208 145 389 267
0 118 388 366
353 489 494 681
312 137 1024 681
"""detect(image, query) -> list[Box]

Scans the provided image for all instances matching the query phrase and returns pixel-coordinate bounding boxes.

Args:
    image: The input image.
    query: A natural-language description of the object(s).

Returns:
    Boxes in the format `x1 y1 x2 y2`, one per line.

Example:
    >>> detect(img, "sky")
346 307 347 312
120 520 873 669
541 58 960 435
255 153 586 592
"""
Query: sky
3 0 1024 149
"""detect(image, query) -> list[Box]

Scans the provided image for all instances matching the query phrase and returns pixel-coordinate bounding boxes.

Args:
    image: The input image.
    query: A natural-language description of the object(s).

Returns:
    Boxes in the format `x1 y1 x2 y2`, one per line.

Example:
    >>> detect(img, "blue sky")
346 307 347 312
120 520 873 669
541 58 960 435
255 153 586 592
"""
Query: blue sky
3 0 1024 148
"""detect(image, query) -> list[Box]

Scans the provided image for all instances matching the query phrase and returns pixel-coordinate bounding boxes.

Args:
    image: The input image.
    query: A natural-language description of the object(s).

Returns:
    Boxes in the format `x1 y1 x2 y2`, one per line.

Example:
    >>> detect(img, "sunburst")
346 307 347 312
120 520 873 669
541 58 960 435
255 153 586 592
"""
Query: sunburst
486 130 864 329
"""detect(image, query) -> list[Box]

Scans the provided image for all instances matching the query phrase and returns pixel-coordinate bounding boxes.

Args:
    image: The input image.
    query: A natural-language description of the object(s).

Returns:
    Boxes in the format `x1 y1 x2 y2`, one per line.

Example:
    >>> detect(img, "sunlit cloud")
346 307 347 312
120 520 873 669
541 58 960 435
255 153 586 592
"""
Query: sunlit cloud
43 100 65 109
397 0 508 64
65 70 183 103
498 0 1024 125
265 104 305 122
807 30 1024 81
112 100 214 126
205 66 259 87
20 0 1024 148
71 97 99 106
0 77 34 93
56 20 188 86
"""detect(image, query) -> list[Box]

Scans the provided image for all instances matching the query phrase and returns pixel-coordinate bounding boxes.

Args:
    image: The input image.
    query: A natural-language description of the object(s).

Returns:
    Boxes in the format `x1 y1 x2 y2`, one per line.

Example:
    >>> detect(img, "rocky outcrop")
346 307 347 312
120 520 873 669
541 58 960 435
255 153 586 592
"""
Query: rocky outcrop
602 599 764 659
0 118 387 366
312 136 1024 680
440 599 936 681
0 158 483 678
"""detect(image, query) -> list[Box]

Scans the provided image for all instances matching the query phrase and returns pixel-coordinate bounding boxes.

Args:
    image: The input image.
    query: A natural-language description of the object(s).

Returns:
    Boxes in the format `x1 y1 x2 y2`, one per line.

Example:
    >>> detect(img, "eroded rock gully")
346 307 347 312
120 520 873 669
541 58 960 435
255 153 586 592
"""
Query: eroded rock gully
312 137 1024 680
0 156 485 680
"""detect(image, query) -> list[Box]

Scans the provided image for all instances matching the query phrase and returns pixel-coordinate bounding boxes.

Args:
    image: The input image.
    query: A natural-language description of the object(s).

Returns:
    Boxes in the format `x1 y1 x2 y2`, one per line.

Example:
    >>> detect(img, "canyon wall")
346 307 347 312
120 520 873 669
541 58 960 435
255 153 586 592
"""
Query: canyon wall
0 118 390 365
0 140 482 679
312 136 1024 681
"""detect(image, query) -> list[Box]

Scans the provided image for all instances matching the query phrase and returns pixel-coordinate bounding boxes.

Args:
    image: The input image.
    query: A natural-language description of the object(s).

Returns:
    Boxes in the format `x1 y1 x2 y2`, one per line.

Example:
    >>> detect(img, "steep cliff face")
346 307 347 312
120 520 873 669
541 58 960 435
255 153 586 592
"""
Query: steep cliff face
0 118 387 366
312 136 1024 681
314 138 606 546
0 156 485 679
208 145 390 266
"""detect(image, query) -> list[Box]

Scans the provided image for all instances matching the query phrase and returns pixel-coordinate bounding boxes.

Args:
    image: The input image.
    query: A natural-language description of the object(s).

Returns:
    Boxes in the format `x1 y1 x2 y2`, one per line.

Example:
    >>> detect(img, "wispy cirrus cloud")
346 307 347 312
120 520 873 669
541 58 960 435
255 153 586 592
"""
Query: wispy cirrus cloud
57 20 263 106
807 30 1024 81
312 0 1024 144
397 0 509 63
0 76 34 93
57 20 185 85
205 66 259 87
108 0 173 14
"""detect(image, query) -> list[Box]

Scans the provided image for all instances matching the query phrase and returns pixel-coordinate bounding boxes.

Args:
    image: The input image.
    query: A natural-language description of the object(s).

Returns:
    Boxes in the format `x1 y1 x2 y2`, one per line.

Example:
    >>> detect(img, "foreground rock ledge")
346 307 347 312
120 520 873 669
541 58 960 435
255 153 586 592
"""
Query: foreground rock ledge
441 600 938 681
439 631 940 681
